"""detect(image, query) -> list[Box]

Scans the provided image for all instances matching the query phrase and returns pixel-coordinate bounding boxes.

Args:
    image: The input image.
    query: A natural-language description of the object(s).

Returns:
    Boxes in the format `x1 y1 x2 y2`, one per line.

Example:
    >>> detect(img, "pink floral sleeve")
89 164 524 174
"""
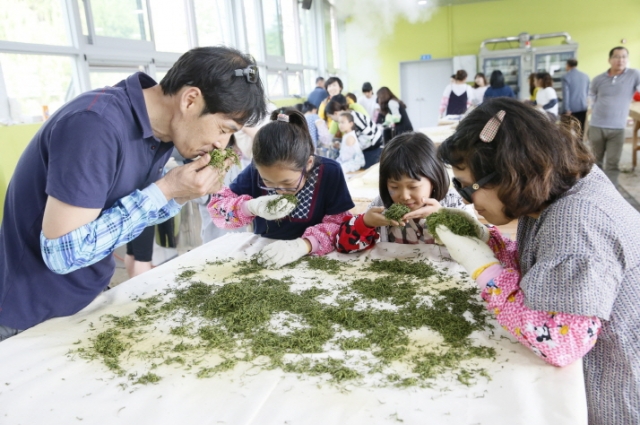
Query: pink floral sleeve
207 187 255 229
303 212 352 256
476 227 602 367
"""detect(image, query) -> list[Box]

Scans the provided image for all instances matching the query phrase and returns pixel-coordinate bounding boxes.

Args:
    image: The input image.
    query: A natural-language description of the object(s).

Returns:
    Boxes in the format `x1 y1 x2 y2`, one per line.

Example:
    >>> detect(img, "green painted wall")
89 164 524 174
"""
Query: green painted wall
358 0 640 95
0 123 41 222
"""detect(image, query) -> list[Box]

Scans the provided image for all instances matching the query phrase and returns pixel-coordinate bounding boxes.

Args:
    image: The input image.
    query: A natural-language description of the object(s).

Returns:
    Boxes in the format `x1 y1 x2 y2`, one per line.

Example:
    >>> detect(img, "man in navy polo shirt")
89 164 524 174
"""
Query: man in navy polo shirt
0 46 266 341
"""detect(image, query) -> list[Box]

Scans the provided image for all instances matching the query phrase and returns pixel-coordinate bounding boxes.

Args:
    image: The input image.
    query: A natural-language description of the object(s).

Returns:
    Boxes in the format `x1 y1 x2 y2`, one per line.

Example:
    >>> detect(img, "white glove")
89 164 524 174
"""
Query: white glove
246 195 297 220
437 226 499 279
257 238 310 269
436 207 489 243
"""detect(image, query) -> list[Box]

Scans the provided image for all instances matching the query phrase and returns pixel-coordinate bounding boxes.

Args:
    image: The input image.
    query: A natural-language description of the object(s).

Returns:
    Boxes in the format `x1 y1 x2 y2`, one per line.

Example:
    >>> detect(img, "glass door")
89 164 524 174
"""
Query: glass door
483 56 521 97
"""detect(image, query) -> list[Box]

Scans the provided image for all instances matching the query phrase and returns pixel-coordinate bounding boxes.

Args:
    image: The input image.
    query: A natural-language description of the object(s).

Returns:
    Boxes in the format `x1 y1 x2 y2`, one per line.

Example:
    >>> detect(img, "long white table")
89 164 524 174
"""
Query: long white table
0 233 587 425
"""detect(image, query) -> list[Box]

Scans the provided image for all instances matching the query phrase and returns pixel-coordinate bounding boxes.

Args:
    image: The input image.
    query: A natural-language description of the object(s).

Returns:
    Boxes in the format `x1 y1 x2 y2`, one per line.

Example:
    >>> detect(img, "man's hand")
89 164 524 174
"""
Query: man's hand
257 238 311 268
155 153 227 204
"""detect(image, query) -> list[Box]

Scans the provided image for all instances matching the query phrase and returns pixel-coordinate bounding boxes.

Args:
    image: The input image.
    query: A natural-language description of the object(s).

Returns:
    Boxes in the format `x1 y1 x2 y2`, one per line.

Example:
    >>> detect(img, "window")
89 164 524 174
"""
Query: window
194 0 233 47
287 72 301 97
0 0 70 46
243 0 262 60
262 0 284 58
281 0 299 64
267 71 284 97
89 0 151 41
298 4 316 67
148 0 189 52
89 66 144 89
0 53 76 119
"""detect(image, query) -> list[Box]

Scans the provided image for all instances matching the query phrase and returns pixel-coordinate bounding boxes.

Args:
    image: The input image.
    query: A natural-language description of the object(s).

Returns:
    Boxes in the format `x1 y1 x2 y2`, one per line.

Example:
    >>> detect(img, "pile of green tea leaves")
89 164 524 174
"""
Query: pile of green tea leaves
70 254 496 389
426 210 479 241
208 148 240 171
384 203 411 222
266 194 298 214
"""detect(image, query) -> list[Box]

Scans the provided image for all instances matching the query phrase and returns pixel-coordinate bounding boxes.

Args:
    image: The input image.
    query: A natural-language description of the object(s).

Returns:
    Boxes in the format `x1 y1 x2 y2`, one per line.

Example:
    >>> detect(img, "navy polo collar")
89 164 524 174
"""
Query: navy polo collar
122 72 156 139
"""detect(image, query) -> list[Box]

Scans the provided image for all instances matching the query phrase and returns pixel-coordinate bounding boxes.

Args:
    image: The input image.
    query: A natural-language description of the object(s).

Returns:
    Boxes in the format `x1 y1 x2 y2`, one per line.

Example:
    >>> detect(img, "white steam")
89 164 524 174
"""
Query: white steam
333 0 435 94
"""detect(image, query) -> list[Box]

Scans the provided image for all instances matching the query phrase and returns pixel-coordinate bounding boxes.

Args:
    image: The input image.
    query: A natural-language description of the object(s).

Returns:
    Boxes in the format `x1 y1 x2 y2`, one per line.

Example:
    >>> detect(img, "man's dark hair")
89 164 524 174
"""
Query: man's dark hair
315 76 325 84
566 59 578 68
160 46 266 126
438 98 594 219
324 77 343 91
489 70 505 88
362 82 373 93
379 132 449 208
609 46 629 58
253 108 315 171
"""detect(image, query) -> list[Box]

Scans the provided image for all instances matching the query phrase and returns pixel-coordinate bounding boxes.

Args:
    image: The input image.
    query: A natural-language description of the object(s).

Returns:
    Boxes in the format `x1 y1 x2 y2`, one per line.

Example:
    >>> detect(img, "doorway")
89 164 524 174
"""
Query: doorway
400 58 453 129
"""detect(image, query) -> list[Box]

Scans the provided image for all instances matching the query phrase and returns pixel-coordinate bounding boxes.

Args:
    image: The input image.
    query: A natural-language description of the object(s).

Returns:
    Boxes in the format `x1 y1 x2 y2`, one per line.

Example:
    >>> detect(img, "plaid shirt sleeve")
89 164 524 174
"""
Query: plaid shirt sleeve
40 183 182 274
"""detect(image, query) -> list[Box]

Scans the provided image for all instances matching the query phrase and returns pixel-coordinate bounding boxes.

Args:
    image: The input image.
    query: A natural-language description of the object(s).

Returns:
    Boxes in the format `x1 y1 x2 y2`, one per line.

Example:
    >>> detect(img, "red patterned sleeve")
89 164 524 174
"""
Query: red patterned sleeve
474 227 602 367
207 187 255 229
303 212 353 256
335 214 379 253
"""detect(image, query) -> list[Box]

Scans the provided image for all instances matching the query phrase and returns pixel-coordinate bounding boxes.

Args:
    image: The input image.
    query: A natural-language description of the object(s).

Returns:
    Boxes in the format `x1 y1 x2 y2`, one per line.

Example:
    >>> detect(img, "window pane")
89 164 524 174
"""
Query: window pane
77 0 89 36
0 53 75 120
298 6 316 66
0 0 70 45
89 68 143 90
281 0 299 63
267 72 284 97
149 0 189 52
322 1 333 70
329 5 340 69
262 0 284 57
287 72 301 97
194 0 232 47
303 69 316 95
243 0 262 60
90 0 151 41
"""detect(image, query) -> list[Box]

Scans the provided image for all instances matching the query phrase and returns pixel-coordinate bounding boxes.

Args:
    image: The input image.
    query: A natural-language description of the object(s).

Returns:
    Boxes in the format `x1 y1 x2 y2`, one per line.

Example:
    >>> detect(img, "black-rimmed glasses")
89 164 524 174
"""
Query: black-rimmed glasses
452 172 497 203
234 65 258 83
257 170 305 193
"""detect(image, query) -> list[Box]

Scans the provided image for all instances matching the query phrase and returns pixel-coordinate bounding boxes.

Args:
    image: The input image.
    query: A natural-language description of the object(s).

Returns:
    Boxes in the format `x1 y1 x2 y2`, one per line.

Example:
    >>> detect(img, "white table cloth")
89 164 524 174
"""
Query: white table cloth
0 233 587 425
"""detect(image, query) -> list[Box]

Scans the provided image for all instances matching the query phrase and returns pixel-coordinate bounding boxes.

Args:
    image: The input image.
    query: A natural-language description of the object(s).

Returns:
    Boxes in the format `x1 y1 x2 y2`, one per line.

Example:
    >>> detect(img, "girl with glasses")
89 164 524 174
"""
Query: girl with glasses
336 132 473 253
435 97 640 425
208 109 354 268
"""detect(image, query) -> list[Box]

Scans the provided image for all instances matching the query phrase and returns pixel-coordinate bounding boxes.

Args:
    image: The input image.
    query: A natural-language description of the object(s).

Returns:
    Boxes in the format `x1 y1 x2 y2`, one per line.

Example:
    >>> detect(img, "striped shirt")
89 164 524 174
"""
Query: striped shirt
351 110 383 151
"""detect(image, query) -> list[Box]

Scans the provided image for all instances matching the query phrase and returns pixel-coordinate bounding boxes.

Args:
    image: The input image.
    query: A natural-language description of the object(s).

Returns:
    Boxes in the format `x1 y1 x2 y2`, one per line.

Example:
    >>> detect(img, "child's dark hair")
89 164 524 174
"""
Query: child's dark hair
301 101 317 114
160 46 266 126
437 97 594 219
378 132 449 208
535 72 553 88
325 94 348 115
253 108 315 171
489 70 505 89
346 92 357 103
362 82 373 93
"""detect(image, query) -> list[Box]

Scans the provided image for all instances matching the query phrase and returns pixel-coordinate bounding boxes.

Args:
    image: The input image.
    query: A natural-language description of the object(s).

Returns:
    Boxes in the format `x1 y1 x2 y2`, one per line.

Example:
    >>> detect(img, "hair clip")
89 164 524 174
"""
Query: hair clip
479 110 506 143
277 113 290 123
233 65 258 83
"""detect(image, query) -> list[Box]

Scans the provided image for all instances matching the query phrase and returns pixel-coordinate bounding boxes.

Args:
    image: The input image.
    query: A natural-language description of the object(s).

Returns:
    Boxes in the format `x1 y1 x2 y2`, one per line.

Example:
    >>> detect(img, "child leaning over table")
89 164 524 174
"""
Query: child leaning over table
208 108 354 268
336 132 474 253
336 112 365 173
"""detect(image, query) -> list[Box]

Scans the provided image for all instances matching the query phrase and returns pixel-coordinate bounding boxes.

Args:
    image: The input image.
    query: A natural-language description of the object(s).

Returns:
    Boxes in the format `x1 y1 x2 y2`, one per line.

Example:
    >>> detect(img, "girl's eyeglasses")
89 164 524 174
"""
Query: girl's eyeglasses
452 172 497 203
257 170 305 193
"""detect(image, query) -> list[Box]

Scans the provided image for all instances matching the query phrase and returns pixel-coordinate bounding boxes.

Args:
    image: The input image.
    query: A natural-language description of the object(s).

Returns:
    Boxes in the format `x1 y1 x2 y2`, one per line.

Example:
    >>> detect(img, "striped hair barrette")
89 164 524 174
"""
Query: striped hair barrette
479 110 506 143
